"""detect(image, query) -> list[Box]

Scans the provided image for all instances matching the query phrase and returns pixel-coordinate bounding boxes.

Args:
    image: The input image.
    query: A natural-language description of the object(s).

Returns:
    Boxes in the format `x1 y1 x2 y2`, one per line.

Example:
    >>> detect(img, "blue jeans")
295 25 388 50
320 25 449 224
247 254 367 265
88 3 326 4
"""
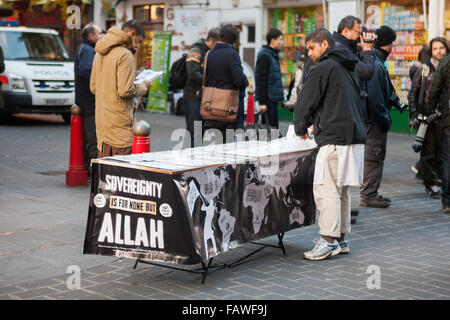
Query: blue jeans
183 98 202 148
442 127 450 208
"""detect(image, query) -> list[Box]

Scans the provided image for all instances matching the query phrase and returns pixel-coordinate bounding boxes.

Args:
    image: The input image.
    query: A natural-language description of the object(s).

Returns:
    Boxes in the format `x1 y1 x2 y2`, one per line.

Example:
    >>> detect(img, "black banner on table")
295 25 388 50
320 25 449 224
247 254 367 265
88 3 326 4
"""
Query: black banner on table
83 149 317 265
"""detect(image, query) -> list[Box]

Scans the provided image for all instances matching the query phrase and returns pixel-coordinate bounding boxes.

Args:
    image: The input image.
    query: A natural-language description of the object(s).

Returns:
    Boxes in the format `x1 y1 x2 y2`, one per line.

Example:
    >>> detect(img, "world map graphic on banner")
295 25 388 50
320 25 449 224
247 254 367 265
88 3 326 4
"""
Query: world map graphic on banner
181 152 314 260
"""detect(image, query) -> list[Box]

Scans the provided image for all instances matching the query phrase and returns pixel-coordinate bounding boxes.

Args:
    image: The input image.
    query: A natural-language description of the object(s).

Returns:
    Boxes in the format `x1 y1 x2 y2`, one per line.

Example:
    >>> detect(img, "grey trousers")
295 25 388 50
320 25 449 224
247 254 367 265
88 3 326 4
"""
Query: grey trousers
360 122 388 201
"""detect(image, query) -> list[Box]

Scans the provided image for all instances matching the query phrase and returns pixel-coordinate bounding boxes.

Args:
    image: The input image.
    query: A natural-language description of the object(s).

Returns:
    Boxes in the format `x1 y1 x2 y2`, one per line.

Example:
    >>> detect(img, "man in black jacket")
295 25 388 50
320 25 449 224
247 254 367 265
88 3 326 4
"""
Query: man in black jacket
203 24 248 143
360 26 403 208
183 28 220 148
408 37 448 198
74 23 101 174
294 29 366 260
332 15 377 221
427 55 450 213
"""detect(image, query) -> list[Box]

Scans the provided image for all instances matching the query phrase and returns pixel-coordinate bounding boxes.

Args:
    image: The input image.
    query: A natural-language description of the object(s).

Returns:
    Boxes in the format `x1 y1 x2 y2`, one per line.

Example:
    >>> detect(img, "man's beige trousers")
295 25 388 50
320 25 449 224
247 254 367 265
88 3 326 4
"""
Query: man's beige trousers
313 145 351 238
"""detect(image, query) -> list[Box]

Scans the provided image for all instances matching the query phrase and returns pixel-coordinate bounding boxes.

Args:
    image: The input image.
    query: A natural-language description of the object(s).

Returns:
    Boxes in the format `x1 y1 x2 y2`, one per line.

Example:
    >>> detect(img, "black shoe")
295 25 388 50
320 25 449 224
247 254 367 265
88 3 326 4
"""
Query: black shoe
377 195 391 203
351 217 357 224
360 197 390 208
426 185 441 199
351 208 359 217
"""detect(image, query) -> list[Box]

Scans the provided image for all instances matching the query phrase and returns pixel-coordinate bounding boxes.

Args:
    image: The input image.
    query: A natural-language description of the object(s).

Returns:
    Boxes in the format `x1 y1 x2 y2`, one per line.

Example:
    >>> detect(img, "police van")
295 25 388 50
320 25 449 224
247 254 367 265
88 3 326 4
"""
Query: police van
0 26 74 122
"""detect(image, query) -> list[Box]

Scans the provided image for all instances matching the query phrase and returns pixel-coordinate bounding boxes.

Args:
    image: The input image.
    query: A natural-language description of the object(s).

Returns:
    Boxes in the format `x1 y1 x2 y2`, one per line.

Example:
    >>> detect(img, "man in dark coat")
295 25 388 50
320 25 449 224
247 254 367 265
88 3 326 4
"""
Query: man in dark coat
427 54 450 213
74 23 101 174
183 28 220 148
360 26 404 208
255 28 284 129
203 24 248 143
294 29 366 260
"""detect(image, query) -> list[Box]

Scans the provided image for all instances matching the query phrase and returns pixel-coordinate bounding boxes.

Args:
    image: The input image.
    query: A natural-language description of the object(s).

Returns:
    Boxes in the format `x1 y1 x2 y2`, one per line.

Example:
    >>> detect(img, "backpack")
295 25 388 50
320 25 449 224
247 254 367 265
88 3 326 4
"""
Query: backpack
169 53 187 90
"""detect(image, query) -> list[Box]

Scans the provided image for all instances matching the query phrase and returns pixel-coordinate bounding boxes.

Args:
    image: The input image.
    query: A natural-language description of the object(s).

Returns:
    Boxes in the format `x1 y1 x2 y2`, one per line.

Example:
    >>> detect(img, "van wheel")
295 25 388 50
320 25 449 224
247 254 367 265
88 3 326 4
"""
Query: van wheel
61 113 71 124
0 109 11 124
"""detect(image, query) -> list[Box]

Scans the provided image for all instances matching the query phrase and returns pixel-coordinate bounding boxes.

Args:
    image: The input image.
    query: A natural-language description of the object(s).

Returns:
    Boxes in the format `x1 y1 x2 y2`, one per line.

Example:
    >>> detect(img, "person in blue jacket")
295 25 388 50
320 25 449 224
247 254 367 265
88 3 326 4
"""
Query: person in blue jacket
74 23 102 175
255 28 284 129
360 26 404 208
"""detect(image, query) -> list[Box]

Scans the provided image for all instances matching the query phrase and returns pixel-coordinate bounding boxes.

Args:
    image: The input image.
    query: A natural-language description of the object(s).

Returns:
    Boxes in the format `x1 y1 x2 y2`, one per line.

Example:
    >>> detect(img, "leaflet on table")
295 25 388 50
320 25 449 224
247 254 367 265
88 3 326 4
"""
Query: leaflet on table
105 149 247 171
282 125 317 151
134 69 164 84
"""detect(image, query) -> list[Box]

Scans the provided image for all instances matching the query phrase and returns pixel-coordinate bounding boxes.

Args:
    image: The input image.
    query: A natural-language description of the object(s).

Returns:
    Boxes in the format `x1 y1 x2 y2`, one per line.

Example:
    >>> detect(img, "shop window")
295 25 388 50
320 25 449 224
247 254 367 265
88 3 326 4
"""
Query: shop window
134 4 164 24
151 5 164 22
248 25 255 43
134 5 151 23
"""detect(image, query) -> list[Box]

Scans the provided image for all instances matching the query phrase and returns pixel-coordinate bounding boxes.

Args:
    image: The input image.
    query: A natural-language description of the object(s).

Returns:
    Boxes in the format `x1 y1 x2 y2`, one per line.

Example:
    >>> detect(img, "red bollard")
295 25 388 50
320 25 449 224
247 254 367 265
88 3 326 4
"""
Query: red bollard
66 105 88 186
246 89 255 126
132 120 151 154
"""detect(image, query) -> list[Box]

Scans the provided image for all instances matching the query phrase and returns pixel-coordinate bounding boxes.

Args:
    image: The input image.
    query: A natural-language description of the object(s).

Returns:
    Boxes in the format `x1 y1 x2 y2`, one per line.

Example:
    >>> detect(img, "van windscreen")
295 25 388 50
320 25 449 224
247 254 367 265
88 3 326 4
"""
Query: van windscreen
0 31 70 61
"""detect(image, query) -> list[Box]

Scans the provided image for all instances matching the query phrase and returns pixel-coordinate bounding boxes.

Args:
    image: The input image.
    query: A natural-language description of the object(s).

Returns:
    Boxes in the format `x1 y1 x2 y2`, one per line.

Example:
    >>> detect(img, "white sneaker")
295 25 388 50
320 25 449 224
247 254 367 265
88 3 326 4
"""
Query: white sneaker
304 238 341 261
339 241 350 254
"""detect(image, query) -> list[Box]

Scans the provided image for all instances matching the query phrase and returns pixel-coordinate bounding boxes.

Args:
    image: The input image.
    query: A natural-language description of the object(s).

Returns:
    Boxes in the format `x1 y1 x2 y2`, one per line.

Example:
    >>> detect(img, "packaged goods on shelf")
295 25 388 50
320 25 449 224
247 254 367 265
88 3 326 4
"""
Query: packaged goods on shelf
366 1 428 104
270 6 323 88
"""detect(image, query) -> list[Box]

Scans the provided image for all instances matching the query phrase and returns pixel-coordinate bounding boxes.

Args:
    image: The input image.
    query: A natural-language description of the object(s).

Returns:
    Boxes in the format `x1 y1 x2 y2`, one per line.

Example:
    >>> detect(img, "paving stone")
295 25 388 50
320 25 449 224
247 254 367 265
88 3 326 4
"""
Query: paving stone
0 286 26 295
258 293 292 300
15 278 63 290
11 287 59 299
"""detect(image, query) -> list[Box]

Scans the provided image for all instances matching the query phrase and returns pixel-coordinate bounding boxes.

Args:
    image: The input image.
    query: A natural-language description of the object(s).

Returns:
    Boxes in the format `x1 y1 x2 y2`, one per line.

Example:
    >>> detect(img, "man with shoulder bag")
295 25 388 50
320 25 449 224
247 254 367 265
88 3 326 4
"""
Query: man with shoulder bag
201 24 248 144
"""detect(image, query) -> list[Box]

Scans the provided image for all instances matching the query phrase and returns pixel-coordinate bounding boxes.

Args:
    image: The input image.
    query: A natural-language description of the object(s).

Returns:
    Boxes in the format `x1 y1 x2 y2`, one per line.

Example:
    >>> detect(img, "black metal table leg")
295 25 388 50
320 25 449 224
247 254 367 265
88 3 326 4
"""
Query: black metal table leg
278 233 286 255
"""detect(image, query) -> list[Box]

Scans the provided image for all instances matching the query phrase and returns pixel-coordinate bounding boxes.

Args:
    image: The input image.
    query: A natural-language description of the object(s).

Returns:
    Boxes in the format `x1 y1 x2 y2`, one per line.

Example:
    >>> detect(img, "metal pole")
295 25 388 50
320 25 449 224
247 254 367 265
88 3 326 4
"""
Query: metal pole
423 0 428 31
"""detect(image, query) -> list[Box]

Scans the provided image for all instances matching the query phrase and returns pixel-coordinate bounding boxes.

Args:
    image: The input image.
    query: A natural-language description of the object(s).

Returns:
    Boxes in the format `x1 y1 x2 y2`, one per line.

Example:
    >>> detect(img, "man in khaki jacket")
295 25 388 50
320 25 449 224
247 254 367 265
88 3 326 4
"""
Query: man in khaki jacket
90 20 152 157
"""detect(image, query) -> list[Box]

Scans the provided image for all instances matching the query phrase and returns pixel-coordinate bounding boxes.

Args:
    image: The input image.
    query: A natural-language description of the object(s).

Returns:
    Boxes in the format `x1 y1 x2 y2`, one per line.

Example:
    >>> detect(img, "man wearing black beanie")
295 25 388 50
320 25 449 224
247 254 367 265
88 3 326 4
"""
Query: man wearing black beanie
360 25 405 208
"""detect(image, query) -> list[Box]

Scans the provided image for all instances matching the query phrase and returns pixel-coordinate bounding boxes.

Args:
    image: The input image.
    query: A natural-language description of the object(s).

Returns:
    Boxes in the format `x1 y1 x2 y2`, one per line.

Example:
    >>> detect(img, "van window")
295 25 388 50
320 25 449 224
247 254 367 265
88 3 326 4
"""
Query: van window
0 31 70 61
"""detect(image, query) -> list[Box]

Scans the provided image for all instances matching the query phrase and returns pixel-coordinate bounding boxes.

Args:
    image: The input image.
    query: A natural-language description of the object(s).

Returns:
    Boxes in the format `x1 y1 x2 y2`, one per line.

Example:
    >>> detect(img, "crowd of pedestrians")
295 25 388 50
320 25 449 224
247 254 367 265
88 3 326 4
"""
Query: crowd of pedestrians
74 17 450 262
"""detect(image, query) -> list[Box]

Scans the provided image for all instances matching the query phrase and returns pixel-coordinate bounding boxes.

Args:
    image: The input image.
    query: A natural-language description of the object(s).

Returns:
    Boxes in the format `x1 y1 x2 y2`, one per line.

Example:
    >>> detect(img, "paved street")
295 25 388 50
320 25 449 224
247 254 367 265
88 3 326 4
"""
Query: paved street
0 112 449 300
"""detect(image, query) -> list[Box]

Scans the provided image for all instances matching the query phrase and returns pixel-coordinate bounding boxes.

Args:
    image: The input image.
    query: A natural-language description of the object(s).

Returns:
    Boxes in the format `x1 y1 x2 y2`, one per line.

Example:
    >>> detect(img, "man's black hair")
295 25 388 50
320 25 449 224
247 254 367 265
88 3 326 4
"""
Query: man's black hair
82 23 99 40
220 24 238 45
207 27 220 42
427 37 449 58
122 20 145 38
305 28 335 48
337 15 362 34
266 28 283 44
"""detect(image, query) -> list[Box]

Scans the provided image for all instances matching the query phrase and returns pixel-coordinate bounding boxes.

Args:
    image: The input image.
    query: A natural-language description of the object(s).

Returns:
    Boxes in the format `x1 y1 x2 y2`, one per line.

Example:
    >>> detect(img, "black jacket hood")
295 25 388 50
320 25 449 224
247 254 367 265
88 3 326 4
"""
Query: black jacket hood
374 47 390 62
319 46 359 72
333 32 358 53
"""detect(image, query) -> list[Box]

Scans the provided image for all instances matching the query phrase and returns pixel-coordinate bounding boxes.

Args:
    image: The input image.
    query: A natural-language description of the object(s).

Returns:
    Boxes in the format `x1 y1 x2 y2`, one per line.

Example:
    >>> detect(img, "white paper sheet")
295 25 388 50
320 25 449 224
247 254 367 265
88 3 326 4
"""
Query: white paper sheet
134 69 163 84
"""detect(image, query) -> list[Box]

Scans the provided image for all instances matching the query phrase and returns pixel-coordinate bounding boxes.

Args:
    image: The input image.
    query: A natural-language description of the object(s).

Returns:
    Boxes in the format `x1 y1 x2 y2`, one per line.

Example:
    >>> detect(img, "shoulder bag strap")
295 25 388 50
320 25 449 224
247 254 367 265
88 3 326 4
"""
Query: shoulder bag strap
202 50 210 87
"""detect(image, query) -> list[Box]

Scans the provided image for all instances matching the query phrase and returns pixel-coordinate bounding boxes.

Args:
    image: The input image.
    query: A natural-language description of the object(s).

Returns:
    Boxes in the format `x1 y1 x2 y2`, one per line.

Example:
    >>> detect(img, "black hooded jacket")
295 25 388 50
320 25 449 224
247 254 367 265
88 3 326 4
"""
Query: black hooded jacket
365 48 392 130
294 46 367 146
333 32 376 122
